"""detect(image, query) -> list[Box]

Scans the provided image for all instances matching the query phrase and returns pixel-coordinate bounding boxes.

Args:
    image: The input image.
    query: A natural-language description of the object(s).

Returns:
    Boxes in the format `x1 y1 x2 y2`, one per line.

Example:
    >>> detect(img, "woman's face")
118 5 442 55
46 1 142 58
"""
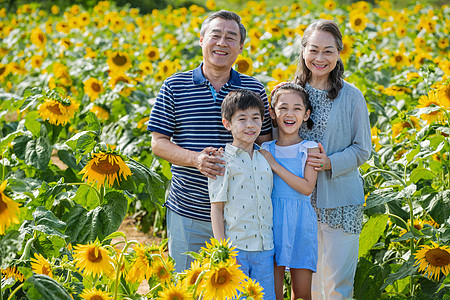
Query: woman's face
302 30 340 81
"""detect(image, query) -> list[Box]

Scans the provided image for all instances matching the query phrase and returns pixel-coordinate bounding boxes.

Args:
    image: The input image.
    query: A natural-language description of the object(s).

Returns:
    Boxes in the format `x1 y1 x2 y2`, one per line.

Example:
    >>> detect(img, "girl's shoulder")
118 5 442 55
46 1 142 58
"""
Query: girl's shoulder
261 140 276 151
300 140 318 149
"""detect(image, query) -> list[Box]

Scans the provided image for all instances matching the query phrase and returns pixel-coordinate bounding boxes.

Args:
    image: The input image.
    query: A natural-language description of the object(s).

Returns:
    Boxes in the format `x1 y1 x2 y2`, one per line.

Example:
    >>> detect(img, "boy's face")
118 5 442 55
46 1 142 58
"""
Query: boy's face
223 107 262 151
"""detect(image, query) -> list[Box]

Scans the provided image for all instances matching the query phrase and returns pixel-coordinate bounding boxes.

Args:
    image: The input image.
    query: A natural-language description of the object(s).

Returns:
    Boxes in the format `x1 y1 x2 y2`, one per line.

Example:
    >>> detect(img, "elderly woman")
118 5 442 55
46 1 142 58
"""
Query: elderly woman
294 19 372 300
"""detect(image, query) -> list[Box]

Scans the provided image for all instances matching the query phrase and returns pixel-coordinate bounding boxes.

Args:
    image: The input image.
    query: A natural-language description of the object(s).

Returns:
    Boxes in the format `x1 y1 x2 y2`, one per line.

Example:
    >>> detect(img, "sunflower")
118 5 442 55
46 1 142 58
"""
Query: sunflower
241 278 264 300
417 90 444 124
139 61 153 75
55 21 70 34
126 244 153 283
73 241 115 277
200 260 245 300
438 38 449 50
414 241 450 280
201 238 238 266
83 77 104 100
0 180 20 235
30 253 53 278
436 81 450 108
349 13 368 32
389 50 410 70
79 151 132 189
183 260 204 287
324 0 336 10
79 288 112 300
396 25 407 38
413 51 432 70
0 63 10 81
138 29 153 45
144 46 160 62
37 97 79 126
264 22 282 38
152 258 174 285
158 283 192 300
31 55 44 69
30 27 46 50
340 36 354 63
90 105 110 121
234 56 253 75
1 267 25 282
108 73 135 96
205 0 216 10
107 51 132 73
271 68 285 82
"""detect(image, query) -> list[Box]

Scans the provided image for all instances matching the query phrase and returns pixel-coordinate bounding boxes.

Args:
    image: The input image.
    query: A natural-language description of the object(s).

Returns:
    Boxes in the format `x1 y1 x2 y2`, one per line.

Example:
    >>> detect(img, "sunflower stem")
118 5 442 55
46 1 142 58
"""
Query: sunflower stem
144 282 161 297
6 283 24 300
363 169 406 187
386 213 409 229
191 270 207 299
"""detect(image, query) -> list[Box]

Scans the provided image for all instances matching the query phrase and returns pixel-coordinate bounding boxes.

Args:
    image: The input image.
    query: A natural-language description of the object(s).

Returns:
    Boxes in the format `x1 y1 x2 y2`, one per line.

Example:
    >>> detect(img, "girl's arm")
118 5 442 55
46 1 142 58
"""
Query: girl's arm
211 202 226 240
260 148 319 196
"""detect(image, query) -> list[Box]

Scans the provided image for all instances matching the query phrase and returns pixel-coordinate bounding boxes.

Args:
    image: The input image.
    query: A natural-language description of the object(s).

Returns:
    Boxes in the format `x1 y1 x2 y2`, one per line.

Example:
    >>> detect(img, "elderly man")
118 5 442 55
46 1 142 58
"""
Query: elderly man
148 10 271 272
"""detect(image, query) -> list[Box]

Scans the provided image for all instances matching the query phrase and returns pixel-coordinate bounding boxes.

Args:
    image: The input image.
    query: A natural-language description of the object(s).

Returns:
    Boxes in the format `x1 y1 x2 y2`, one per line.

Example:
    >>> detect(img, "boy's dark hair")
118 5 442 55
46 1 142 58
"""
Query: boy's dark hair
221 89 265 122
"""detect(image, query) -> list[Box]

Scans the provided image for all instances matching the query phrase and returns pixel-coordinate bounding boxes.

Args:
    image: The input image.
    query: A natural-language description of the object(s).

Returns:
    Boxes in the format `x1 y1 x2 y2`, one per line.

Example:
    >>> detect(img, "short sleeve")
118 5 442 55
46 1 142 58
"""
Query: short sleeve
147 80 176 137
208 163 229 203
301 140 319 172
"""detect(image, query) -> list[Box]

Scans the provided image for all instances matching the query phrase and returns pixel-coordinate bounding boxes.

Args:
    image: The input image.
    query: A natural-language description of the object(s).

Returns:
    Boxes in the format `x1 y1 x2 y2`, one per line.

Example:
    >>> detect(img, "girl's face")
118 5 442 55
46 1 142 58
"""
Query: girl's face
302 30 340 81
270 92 310 136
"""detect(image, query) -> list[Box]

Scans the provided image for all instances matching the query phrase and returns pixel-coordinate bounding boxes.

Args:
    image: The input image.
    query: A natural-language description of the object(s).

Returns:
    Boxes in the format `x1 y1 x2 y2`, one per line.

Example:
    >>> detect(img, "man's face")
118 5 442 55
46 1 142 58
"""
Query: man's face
199 18 243 71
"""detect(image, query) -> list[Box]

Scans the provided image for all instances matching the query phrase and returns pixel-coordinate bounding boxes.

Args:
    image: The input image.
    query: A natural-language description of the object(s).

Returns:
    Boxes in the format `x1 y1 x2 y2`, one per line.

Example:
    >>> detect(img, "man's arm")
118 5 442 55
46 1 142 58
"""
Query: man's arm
256 133 272 145
151 132 225 179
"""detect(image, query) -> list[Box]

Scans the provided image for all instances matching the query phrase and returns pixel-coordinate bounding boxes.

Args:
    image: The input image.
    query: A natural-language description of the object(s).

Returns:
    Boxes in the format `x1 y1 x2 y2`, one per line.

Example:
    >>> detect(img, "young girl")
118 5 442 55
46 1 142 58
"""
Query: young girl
260 82 319 300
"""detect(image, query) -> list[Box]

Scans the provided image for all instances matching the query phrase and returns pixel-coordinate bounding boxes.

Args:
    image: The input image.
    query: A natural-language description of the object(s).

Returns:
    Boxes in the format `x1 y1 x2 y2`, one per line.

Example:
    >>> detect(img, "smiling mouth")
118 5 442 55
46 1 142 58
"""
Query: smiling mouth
313 63 327 69
213 50 228 55
284 121 295 125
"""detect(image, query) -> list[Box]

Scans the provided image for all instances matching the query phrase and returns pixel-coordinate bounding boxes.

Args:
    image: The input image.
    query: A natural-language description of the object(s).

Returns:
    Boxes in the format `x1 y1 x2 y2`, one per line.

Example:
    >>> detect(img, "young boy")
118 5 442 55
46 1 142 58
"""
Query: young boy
208 89 275 300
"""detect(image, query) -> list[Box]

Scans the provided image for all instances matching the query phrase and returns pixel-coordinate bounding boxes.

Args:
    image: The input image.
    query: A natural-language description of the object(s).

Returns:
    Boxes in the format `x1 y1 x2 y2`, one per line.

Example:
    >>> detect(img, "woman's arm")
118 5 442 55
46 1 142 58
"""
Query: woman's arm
260 148 319 196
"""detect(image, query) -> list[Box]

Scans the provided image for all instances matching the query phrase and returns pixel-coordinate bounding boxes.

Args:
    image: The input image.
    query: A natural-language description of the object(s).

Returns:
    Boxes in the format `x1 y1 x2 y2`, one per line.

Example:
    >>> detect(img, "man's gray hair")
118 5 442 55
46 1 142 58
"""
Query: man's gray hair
200 10 246 45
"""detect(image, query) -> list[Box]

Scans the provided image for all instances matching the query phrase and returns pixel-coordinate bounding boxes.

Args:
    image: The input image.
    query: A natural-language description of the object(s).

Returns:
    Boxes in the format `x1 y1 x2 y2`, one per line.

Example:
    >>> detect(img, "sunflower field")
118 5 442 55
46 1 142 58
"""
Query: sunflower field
0 0 449 299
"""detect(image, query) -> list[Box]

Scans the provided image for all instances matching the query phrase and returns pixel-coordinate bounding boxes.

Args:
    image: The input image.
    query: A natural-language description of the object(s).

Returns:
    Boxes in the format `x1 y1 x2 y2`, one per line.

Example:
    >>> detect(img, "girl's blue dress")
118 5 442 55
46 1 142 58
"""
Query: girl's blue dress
263 140 318 271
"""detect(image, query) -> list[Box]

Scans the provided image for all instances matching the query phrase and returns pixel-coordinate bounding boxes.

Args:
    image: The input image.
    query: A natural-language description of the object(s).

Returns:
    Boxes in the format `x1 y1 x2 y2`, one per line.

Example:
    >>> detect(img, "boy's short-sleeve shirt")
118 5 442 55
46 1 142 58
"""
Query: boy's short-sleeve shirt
208 143 274 251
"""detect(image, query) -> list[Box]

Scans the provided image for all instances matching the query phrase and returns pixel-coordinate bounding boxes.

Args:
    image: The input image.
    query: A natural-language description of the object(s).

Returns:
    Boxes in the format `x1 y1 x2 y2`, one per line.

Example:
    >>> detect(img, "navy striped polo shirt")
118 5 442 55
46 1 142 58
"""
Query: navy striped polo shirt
148 64 272 221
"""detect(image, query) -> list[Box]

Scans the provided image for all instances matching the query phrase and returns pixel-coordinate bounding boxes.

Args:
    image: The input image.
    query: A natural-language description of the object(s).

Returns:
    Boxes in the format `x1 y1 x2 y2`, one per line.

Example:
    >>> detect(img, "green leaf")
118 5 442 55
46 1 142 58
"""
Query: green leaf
406 145 420 164
25 111 42 137
31 181 70 210
85 111 101 133
359 214 388 258
354 257 390 300
65 131 98 155
72 184 99 210
23 274 72 300
57 149 80 170
119 159 165 206
0 231 24 269
410 168 436 183
32 206 67 239
22 135 52 171
63 191 127 244
420 190 450 224
364 188 398 210
103 231 126 242
381 256 418 289
12 134 32 160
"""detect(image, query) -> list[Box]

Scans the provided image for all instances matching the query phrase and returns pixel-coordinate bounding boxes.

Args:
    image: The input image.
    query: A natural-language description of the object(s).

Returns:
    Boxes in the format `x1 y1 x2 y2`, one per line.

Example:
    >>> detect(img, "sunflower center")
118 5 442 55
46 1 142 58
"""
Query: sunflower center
91 82 101 92
0 67 5 76
425 248 450 267
148 51 156 59
0 197 7 214
87 247 103 263
91 296 104 300
355 18 362 26
38 33 44 44
237 61 250 73
395 56 403 63
157 267 167 277
47 104 63 115
112 54 128 66
42 264 51 276
91 158 120 175
189 271 200 285
445 87 450 99
212 269 230 286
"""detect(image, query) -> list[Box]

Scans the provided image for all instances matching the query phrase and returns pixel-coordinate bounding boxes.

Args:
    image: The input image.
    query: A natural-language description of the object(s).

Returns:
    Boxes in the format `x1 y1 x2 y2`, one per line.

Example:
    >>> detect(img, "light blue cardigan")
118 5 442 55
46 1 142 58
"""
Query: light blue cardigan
316 80 372 208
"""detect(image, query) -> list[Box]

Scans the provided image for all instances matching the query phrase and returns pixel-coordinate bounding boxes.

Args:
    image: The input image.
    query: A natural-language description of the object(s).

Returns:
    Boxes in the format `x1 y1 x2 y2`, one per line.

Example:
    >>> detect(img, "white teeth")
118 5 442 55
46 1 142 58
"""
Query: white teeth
214 51 227 55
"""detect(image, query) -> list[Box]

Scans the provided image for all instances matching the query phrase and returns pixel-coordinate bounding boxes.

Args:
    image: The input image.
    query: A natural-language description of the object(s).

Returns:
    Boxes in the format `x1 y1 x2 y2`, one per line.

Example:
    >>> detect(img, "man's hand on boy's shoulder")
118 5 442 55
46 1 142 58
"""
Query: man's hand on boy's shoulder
194 147 225 179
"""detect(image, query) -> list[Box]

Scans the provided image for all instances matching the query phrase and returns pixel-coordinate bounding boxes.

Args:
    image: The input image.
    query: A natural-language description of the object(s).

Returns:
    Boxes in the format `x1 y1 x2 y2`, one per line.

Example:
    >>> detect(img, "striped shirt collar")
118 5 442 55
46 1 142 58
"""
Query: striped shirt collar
192 63 242 86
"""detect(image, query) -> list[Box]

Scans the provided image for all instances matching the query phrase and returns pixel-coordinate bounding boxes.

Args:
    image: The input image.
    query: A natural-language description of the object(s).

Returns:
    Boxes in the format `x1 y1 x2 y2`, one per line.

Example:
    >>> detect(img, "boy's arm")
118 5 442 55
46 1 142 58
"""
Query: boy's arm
211 202 226 241
260 148 319 196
